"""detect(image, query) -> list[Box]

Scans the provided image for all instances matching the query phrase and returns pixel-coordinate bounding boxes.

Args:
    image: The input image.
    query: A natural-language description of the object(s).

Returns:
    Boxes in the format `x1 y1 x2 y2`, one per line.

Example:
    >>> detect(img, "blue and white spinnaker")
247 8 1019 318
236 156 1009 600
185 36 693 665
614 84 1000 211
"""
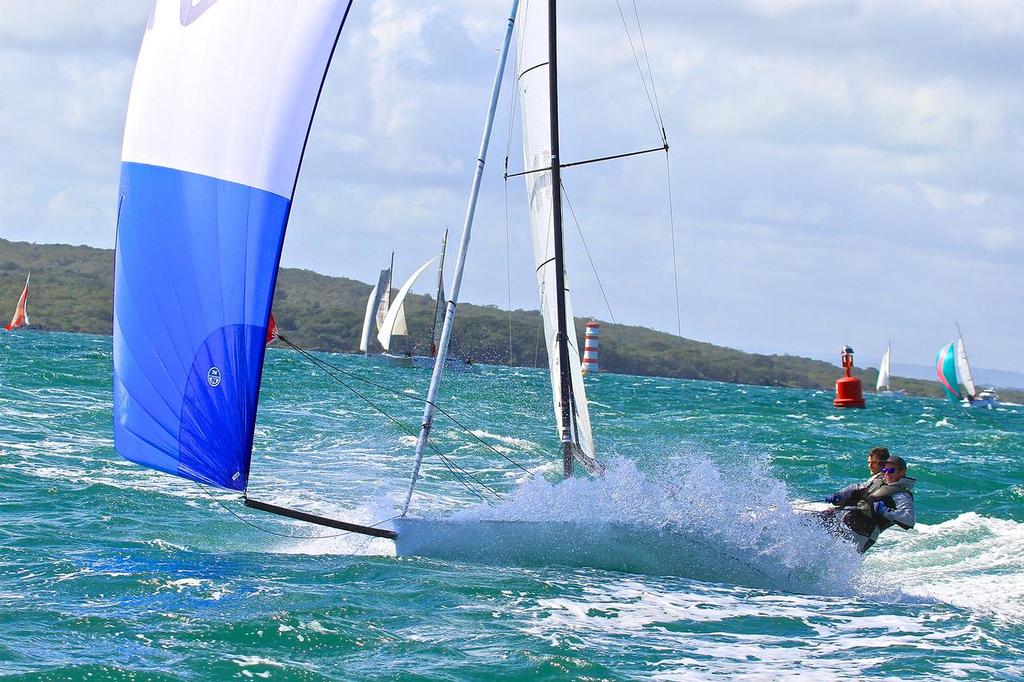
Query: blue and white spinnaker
113 0 352 490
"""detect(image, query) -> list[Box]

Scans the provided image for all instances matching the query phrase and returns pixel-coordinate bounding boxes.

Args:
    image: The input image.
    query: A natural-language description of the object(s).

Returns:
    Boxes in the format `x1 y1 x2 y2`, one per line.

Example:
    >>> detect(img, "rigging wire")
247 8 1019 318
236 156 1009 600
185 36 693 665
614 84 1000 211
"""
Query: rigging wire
275 335 520 499
663 150 682 337
615 0 681 336
631 0 666 130
278 335 529 475
276 338 499 501
615 0 664 136
560 180 616 324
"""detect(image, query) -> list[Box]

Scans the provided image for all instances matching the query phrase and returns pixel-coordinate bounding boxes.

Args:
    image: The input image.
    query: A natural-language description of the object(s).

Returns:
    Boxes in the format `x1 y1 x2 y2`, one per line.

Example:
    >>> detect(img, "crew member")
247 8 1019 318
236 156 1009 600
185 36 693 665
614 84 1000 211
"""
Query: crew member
826 455 916 553
826 446 889 504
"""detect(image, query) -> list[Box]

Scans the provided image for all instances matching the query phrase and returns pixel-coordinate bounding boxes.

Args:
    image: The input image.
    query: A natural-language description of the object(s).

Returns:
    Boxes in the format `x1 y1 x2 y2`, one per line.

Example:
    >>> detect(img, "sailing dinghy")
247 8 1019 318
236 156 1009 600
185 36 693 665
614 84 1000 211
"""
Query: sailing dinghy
112 0 602 533
112 2 843 590
4 273 30 331
113 0 527 542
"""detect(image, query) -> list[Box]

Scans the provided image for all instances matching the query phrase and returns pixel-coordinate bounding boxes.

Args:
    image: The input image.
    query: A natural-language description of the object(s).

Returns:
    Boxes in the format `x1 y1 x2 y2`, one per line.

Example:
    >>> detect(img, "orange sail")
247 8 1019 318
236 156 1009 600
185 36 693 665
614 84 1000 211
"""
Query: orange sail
5 274 30 331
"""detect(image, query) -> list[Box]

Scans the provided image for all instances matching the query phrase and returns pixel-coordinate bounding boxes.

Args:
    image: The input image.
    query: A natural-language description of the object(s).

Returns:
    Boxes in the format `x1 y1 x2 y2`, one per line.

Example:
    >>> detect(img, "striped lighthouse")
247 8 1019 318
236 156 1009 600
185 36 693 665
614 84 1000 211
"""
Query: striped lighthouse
582 320 600 375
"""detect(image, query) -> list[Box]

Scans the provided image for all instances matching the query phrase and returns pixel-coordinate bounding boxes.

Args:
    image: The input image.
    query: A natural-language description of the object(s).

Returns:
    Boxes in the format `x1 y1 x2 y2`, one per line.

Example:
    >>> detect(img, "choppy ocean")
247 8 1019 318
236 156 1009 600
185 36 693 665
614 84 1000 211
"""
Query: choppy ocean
1 331 1022 680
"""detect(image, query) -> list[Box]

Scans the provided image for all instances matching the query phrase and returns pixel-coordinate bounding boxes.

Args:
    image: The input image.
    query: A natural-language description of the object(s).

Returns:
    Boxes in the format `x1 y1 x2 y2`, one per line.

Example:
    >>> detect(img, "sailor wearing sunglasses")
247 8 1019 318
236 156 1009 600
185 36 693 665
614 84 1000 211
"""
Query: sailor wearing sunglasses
824 455 916 553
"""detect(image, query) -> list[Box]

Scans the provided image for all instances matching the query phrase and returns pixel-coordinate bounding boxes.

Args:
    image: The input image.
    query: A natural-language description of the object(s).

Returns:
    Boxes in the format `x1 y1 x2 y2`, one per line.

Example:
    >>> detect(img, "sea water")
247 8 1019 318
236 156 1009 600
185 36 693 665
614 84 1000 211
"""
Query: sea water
1 331 1022 680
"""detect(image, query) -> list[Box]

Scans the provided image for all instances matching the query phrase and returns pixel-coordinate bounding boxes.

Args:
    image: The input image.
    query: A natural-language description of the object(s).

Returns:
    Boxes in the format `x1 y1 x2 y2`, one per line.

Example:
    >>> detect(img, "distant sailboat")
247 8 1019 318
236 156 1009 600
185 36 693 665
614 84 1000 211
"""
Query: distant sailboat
358 252 408 356
4 273 30 331
876 342 891 392
359 232 471 368
874 341 904 395
936 325 999 408
380 231 473 370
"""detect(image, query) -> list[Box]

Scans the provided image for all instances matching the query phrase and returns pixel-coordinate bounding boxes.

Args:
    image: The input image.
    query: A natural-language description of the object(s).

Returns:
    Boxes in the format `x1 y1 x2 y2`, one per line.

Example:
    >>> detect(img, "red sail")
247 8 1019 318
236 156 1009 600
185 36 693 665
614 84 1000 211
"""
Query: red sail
266 312 279 345
4 274 30 331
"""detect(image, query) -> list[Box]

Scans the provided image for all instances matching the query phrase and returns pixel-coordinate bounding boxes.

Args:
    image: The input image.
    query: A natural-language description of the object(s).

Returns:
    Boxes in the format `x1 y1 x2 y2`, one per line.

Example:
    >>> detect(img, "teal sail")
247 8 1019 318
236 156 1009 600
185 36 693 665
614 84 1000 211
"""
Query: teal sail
935 341 962 402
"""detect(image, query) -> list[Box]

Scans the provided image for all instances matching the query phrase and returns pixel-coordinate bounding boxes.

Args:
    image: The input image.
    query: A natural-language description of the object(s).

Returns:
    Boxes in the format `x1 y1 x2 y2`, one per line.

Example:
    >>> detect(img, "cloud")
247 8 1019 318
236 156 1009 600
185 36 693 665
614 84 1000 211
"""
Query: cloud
0 0 1020 369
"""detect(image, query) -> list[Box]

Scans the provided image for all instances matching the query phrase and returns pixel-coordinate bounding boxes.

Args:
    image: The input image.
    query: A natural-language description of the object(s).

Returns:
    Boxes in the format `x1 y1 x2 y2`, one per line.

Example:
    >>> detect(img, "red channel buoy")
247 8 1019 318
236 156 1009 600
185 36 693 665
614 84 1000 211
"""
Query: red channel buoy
834 345 866 408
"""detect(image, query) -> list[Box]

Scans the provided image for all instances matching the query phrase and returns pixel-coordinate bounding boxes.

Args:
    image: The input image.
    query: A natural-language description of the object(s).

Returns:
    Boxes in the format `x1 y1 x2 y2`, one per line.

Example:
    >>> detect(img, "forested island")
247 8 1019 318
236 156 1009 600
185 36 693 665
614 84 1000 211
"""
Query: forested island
2 238 1019 402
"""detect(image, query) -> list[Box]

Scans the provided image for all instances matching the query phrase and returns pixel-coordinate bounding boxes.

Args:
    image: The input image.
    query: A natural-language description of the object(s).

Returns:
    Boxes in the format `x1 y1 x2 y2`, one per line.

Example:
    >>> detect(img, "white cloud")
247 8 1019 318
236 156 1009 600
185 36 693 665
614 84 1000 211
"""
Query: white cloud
917 183 990 212
976 225 1018 252
0 0 1020 368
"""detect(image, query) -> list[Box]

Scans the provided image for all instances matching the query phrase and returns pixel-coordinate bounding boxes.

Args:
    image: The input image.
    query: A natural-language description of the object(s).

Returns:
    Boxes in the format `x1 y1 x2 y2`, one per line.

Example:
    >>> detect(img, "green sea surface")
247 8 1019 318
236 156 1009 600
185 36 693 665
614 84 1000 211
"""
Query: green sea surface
1 331 1022 680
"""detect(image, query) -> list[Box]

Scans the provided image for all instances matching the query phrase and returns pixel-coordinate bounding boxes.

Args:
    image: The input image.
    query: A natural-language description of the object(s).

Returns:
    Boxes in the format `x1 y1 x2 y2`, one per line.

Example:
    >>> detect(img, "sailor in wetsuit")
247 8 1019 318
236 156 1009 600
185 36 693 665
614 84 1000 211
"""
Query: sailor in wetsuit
824 455 916 553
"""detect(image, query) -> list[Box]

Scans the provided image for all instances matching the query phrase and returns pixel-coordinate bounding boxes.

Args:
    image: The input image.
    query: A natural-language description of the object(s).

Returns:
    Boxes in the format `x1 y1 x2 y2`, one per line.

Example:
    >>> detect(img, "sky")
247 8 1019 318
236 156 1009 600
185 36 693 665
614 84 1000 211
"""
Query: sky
1 0 1021 371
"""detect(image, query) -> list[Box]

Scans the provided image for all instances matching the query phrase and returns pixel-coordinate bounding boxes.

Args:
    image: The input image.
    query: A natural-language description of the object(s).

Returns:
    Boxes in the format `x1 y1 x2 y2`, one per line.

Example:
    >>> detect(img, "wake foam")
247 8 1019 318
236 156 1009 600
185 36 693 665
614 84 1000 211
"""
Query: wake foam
864 512 1024 623
395 457 862 594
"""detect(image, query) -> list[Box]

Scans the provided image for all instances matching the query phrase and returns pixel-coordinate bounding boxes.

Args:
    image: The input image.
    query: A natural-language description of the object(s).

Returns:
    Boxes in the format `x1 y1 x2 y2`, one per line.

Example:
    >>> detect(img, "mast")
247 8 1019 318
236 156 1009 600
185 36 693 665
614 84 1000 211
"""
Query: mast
547 0 576 479
431 230 449 357
401 0 520 516
387 251 395 309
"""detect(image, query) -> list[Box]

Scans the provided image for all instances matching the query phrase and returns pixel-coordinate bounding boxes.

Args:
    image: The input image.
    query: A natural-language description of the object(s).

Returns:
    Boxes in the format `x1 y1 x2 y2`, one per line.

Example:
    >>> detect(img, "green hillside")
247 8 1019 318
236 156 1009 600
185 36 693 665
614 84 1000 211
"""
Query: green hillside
2 238 1019 402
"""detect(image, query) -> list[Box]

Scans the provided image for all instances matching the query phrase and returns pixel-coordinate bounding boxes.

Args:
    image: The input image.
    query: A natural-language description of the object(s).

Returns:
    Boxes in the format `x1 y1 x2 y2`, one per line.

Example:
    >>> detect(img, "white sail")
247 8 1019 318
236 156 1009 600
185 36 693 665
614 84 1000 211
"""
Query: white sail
377 258 436 352
431 232 449 352
392 299 408 338
359 268 391 352
876 343 891 391
955 337 977 399
375 273 392 332
515 1 595 462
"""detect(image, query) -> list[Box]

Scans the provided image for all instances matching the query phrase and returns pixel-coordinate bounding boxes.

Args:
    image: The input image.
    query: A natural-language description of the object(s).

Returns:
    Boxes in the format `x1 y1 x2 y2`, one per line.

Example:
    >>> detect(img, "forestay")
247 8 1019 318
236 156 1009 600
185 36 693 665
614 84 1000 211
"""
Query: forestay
515 0 595 462
113 0 352 491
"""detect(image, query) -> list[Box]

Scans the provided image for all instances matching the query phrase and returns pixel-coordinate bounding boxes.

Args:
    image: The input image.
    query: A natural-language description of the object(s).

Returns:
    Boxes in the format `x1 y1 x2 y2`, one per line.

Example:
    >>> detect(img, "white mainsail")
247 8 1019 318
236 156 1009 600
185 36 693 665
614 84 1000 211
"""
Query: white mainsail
515 0 595 462
377 257 436 352
431 232 449 353
359 268 391 353
876 343 891 391
955 336 977 399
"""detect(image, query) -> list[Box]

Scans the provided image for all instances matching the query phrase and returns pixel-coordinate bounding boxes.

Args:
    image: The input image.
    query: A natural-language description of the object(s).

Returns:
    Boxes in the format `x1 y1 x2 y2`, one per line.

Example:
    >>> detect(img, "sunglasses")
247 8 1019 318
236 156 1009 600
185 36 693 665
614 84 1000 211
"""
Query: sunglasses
881 467 898 474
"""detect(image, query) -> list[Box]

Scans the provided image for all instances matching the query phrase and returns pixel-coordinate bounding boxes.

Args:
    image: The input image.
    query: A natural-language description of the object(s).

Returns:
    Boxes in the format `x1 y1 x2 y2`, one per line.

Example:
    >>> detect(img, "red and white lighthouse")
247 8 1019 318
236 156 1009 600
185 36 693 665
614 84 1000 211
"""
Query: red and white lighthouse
582 320 600 375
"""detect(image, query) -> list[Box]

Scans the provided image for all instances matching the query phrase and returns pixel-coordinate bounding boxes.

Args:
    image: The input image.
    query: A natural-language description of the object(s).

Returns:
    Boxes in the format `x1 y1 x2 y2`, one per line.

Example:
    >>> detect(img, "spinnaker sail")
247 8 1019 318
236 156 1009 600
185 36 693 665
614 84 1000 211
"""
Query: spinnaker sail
515 0 596 467
113 0 353 491
4 273 30 331
936 341 962 402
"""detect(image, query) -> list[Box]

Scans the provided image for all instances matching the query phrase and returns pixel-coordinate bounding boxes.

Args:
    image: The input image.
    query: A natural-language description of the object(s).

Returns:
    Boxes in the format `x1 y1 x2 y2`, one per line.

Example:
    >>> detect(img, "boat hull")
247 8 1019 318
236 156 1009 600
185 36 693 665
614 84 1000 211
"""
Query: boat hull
392 518 837 592
964 397 999 409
